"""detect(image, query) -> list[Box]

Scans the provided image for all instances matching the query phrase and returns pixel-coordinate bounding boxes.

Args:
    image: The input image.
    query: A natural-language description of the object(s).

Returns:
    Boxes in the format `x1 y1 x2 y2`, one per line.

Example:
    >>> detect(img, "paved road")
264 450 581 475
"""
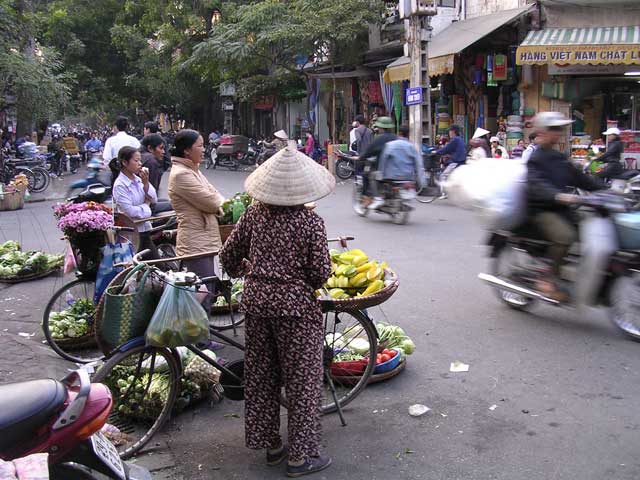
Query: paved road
1 166 639 479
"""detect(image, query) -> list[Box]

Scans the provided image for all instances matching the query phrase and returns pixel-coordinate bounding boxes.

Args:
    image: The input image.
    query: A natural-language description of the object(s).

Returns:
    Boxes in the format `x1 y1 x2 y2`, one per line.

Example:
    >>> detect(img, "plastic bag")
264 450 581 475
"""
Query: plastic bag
63 243 76 274
145 272 210 348
94 242 134 304
447 158 527 231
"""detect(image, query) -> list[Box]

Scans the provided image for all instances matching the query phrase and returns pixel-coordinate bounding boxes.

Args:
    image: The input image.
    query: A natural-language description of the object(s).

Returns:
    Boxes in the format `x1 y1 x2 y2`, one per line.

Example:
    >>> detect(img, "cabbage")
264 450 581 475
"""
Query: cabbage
349 338 370 355
400 338 415 355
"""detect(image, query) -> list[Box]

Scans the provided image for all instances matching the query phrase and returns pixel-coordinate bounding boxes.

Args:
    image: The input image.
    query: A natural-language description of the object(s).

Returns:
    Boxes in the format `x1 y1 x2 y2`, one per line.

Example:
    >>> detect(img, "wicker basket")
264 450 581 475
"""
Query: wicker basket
319 269 399 312
219 224 235 243
0 189 25 211
68 231 106 276
0 266 61 284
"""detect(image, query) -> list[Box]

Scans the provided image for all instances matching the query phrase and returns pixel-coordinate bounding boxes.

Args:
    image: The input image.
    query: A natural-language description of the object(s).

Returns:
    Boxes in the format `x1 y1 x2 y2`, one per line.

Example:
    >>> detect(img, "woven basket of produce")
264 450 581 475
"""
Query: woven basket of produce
0 241 64 283
219 224 235 243
0 189 24 211
317 247 399 312
48 297 97 349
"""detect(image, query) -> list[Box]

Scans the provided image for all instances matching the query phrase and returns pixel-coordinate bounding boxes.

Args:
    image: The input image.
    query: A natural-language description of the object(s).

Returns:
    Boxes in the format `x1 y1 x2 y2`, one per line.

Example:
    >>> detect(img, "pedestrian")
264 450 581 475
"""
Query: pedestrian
512 138 526 159
303 132 315 157
490 136 509 159
112 146 158 257
168 129 225 310
352 115 374 155
467 128 491 164
522 133 538 163
140 134 165 193
219 146 335 477
103 116 141 166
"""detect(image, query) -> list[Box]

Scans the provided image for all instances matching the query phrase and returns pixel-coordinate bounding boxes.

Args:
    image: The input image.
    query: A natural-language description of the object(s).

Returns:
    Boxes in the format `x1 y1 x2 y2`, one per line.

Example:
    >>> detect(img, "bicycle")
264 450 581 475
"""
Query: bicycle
416 151 447 204
91 237 387 459
0 158 37 192
5 157 51 193
42 213 178 364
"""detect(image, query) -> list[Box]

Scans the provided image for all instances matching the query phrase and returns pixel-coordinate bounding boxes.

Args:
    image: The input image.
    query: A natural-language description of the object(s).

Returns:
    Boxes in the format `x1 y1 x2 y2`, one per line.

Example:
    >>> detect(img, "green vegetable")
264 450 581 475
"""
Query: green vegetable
0 241 20 255
376 322 415 355
349 338 370 355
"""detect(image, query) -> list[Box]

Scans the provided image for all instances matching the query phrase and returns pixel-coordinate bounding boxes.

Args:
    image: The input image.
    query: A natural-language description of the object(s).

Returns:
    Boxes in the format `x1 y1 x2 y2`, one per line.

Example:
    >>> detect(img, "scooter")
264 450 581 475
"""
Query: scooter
350 156 416 225
478 192 640 339
68 183 112 204
214 135 251 170
335 150 356 180
67 158 111 198
0 369 151 479
256 141 276 165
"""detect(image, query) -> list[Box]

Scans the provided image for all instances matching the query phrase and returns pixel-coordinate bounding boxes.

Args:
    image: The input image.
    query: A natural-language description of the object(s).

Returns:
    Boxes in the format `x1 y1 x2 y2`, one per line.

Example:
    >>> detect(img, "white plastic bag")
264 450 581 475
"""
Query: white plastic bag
448 158 527 231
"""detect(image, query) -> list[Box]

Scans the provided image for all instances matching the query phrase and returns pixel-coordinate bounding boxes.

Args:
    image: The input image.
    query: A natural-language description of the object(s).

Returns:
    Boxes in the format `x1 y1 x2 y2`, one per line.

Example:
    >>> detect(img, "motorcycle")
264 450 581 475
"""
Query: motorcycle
335 149 356 180
213 135 251 170
350 155 416 225
67 158 111 199
256 141 276 165
478 192 640 339
0 369 151 479
68 184 112 204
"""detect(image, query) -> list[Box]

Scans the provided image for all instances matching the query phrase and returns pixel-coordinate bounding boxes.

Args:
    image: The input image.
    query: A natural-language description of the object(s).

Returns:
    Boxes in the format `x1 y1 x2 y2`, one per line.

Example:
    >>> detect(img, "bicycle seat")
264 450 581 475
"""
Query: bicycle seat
0 379 67 451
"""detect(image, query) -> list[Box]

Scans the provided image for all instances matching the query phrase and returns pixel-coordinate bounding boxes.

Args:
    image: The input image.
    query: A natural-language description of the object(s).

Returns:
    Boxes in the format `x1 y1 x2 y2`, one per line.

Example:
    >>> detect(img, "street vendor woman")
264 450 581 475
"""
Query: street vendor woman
219 146 335 477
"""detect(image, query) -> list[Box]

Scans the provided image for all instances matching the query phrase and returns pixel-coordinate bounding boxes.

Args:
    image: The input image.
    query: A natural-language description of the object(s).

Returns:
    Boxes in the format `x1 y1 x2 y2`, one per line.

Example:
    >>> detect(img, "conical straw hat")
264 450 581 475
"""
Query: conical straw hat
245 147 336 206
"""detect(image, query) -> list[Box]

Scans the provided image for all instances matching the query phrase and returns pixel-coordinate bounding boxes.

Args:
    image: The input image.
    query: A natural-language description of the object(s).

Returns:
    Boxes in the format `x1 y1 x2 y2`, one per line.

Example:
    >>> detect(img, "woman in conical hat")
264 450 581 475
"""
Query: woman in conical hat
219 146 335 476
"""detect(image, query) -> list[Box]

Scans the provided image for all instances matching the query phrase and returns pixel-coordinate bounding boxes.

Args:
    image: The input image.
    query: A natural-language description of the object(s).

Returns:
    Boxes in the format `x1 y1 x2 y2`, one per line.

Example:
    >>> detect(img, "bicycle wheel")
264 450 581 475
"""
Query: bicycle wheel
42 279 102 364
29 167 49 193
320 309 377 413
209 278 245 330
416 172 440 204
14 167 37 192
92 344 180 459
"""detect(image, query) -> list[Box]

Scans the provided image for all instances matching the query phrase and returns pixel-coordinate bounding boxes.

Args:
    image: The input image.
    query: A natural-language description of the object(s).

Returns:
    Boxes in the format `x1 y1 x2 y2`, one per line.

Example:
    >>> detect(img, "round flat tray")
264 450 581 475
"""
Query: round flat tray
330 357 406 386
209 302 240 315
0 267 61 284
320 269 399 312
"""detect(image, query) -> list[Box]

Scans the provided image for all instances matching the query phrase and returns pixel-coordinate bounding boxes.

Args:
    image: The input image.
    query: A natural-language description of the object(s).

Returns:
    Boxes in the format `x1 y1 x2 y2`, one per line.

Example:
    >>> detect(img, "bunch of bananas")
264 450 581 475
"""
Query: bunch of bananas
322 248 388 300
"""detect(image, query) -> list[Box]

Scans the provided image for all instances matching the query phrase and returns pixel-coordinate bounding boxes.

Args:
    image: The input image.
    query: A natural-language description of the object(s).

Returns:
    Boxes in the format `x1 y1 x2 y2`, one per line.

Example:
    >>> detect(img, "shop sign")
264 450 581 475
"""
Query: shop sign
222 100 234 111
253 95 275 110
405 87 422 106
548 64 640 75
220 82 236 97
516 45 640 66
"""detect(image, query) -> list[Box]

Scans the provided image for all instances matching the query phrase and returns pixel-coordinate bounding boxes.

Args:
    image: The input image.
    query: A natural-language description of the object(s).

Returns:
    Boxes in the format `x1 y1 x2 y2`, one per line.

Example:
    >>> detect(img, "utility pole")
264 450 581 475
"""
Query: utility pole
402 0 437 151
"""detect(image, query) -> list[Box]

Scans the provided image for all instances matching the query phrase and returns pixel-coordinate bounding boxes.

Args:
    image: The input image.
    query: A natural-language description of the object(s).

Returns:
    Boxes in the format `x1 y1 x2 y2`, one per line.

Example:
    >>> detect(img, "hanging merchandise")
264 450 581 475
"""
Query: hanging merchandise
511 91 521 112
494 54 507 81
392 83 403 130
497 87 504 117
369 80 384 105
473 69 482 86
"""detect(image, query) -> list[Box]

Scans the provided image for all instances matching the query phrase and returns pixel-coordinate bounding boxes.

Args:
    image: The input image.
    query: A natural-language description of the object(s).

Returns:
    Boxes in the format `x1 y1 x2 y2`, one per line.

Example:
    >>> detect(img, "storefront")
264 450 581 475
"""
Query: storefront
517 25 640 165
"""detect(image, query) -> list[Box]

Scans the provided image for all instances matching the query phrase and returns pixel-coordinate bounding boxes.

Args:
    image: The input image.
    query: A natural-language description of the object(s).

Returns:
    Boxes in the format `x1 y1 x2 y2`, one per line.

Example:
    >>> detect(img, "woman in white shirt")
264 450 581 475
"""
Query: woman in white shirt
112 146 158 256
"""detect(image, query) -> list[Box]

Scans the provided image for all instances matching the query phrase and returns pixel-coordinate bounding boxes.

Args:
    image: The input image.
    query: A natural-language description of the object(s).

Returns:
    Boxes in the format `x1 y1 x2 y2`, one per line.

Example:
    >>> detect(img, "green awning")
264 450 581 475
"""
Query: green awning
517 26 640 65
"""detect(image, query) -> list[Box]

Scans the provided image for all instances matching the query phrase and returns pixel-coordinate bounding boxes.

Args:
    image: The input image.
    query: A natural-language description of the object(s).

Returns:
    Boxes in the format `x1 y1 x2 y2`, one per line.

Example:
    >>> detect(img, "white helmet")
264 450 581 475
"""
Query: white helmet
533 112 574 128
603 127 621 136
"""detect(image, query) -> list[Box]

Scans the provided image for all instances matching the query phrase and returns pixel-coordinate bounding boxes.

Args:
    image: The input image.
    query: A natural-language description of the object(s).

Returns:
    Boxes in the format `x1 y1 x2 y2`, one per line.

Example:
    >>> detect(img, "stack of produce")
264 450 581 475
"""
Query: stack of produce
0 241 64 279
506 114 524 153
213 279 244 307
219 192 252 225
320 248 389 300
105 349 222 422
48 298 94 340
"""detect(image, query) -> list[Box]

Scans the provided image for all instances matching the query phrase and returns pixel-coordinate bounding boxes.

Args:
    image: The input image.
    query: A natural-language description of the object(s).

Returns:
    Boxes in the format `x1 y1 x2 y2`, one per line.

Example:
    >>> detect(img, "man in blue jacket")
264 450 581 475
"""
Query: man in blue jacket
436 125 466 199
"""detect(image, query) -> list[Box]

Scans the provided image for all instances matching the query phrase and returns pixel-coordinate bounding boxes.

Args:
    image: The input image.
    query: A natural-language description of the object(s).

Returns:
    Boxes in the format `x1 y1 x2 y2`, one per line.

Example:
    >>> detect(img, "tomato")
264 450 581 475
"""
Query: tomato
382 349 391 355
376 354 382 364
380 354 390 363
388 350 397 358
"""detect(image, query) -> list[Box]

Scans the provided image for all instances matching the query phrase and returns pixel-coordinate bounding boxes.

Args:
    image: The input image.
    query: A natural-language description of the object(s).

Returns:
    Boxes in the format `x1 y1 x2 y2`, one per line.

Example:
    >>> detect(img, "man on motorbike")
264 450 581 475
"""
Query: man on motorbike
367 125 424 210
527 112 603 300
264 130 289 151
354 117 397 215
595 127 624 180
435 125 466 199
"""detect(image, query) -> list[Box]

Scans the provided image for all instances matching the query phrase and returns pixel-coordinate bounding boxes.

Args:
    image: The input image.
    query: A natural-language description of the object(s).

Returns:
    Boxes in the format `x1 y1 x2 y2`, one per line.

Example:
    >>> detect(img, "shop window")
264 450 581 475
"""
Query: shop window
437 0 456 7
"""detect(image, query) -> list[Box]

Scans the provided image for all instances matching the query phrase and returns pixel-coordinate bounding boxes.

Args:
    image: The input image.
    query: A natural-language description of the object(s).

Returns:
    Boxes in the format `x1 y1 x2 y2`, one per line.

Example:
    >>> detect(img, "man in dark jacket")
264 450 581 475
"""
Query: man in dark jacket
527 112 602 300
354 117 397 215
436 125 466 199
596 127 624 179
353 115 374 155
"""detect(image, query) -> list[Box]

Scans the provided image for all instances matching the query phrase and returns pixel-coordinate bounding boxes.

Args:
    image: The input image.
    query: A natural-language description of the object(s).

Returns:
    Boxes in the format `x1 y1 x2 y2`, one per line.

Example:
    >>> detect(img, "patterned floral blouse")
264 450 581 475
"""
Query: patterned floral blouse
219 203 331 318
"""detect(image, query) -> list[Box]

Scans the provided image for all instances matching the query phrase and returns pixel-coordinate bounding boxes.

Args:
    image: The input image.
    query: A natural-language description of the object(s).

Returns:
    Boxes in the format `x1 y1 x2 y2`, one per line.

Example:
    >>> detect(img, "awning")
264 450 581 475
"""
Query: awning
383 5 531 83
516 26 640 65
383 56 411 83
307 67 372 79
428 5 533 74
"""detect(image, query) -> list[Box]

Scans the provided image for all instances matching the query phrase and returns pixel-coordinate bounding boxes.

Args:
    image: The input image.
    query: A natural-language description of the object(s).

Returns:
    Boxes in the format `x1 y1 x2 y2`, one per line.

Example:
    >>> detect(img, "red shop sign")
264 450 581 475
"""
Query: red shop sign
253 95 275 110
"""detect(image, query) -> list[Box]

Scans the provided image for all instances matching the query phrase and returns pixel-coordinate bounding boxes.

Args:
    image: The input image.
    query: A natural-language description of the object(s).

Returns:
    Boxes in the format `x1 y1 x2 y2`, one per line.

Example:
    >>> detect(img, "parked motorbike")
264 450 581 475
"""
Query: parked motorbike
67 158 111 198
335 149 356 180
350 155 416 225
256 141 276 165
213 135 251 170
479 192 640 339
0 369 151 479
68 184 112 204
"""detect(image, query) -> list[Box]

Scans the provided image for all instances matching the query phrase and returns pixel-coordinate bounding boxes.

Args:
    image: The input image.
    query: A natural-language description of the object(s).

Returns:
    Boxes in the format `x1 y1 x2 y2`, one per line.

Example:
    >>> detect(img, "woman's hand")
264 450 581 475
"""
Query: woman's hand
139 167 150 192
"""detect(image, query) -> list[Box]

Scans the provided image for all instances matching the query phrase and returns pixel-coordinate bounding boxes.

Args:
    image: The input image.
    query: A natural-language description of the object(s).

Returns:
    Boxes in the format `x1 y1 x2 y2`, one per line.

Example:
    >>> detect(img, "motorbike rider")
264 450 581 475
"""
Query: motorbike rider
527 112 603 301
435 125 466 199
595 127 624 180
263 130 289 151
352 115 374 155
354 116 397 215
48 134 65 177
367 125 425 210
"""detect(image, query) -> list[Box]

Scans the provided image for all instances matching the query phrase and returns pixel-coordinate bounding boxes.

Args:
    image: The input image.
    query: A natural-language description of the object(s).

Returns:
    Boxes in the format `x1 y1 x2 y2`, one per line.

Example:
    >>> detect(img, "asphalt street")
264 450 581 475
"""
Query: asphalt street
1 166 639 480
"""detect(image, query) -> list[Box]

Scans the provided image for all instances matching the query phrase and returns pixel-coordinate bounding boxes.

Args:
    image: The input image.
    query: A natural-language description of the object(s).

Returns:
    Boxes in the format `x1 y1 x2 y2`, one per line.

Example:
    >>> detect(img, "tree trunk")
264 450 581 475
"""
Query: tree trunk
304 74 316 135
15 0 35 137
331 57 336 144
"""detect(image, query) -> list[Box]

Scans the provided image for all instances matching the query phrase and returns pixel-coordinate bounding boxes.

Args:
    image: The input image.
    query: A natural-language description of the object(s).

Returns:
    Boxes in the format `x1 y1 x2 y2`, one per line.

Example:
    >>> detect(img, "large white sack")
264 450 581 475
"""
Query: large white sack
447 158 527 231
